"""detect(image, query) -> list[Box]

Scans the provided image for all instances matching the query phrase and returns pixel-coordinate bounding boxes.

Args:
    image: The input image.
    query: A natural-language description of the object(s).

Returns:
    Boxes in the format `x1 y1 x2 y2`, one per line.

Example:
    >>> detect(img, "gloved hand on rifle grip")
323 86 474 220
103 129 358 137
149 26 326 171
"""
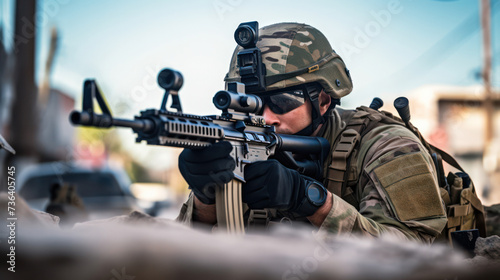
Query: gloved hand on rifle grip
243 159 327 217
178 141 235 204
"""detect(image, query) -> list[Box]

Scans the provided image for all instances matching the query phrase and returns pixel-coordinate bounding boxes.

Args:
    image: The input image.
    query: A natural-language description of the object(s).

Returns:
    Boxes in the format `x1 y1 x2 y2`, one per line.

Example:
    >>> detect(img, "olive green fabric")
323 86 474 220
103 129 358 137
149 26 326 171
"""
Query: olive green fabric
460 188 475 230
440 171 486 240
319 112 447 242
372 152 446 222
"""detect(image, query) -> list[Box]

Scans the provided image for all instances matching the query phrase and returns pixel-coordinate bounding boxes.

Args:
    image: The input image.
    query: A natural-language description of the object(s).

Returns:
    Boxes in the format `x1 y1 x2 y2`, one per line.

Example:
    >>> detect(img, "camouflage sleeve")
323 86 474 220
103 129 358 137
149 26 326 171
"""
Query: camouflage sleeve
175 192 195 226
319 125 448 243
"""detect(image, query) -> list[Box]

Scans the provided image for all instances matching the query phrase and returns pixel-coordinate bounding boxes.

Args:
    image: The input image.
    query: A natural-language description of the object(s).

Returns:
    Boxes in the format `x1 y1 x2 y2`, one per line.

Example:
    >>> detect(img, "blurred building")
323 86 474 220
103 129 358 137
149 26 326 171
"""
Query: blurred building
400 85 500 205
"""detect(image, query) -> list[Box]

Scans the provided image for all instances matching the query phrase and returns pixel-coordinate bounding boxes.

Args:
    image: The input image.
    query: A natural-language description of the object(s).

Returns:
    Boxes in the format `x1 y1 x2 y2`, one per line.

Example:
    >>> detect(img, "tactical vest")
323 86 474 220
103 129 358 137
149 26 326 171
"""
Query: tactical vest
326 106 487 241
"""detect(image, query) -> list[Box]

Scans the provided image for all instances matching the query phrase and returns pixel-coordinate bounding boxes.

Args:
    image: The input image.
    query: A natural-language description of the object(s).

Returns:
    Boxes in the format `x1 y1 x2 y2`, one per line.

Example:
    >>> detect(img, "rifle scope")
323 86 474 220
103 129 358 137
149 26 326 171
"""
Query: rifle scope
213 90 263 114
157 68 183 91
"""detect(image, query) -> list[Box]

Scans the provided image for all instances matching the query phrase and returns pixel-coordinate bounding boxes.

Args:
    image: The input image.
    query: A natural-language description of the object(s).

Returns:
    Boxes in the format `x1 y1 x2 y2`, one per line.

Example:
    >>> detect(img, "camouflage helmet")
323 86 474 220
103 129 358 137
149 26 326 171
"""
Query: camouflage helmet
225 22 353 98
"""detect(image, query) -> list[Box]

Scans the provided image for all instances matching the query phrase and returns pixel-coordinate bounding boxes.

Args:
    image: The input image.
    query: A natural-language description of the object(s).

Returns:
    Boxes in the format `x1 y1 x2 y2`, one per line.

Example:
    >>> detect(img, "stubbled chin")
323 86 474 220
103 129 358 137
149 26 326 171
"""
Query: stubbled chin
275 128 294 135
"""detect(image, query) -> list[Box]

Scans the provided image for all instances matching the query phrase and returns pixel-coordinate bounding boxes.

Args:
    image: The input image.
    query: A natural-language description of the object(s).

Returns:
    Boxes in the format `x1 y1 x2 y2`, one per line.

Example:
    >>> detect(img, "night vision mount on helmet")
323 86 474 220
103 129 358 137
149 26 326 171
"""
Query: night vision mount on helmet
226 22 354 136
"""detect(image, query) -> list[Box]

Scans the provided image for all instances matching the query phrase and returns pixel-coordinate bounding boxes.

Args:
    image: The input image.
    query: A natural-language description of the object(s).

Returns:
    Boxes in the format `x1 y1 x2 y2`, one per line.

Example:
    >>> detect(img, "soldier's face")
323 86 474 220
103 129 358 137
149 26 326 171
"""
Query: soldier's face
262 98 313 135
262 90 331 135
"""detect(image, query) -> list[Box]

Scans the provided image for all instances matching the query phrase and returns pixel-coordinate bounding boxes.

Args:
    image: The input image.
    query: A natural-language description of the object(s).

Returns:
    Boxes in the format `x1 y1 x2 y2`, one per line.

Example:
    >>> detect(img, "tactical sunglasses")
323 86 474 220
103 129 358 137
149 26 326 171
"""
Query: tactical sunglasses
259 87 306 115
258 83 321 115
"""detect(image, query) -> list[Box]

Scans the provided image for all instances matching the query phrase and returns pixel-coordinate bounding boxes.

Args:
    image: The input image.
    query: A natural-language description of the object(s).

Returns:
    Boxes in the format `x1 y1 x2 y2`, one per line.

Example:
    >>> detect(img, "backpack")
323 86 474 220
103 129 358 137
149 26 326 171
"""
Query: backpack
325 103 487 242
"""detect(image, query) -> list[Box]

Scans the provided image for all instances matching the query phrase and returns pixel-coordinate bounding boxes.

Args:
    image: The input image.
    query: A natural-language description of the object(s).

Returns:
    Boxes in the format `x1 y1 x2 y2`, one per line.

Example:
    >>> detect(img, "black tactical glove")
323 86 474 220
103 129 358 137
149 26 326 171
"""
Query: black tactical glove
178 141 235 204
243 159 327 217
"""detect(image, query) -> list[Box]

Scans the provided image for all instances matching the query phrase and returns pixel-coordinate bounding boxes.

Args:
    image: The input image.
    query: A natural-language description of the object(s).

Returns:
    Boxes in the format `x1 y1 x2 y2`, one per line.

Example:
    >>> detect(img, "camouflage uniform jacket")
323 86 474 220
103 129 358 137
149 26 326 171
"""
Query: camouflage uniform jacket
177 108 448 243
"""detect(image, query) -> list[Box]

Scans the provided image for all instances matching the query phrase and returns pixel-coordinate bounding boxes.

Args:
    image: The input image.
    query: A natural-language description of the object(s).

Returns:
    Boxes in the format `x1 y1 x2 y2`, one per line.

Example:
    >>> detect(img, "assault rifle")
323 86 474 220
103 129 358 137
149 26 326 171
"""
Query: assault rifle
70 68 330 234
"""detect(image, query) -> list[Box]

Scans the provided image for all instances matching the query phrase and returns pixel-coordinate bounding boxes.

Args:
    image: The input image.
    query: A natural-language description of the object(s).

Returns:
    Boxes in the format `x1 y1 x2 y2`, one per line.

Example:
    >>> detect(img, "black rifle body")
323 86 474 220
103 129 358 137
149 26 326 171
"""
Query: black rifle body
71 106 329 233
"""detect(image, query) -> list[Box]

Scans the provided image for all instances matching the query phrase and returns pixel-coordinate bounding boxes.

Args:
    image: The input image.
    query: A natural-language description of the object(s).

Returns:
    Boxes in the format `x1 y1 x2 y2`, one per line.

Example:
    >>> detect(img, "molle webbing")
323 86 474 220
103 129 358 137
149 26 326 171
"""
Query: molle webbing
430 146 486 238
326 109 370 204
326 107 408 202
326 128 360 198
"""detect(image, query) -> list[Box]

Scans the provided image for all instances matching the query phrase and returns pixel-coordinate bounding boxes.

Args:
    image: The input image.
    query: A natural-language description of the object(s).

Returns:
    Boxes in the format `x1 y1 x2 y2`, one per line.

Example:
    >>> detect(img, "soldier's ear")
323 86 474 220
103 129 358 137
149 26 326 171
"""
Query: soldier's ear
318 90 331 115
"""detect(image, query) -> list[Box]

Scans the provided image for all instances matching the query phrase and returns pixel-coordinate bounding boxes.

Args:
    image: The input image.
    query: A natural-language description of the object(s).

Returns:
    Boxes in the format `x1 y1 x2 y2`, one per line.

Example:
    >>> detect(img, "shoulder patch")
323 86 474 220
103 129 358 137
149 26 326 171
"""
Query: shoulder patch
371 152 445 222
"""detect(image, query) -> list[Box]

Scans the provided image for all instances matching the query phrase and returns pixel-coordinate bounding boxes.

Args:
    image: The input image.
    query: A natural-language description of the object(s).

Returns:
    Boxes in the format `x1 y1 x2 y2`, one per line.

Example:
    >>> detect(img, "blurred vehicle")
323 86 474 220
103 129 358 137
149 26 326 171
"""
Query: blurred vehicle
130 182 177 218
18 162 142 220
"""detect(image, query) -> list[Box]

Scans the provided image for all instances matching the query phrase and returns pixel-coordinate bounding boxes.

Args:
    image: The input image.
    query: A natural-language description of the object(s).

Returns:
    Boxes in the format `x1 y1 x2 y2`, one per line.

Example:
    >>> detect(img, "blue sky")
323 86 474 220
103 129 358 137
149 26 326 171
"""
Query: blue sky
1 0 498 114
1 0 498 169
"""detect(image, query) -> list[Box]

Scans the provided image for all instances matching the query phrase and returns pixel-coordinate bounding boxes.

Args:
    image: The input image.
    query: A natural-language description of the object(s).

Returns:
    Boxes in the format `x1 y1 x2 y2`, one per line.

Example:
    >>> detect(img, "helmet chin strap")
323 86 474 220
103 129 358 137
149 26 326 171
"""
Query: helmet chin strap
294 86 339 136
294 85 324 136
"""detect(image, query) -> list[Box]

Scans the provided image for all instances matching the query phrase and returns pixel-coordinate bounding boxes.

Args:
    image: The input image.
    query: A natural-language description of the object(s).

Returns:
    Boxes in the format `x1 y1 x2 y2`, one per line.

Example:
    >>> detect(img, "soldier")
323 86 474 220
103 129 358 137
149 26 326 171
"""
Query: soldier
177 22 448 243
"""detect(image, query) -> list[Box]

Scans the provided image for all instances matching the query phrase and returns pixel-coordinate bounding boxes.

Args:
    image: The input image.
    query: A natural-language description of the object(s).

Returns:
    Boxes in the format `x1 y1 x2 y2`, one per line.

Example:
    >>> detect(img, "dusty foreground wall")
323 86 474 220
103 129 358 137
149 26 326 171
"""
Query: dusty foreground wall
1 193 499 280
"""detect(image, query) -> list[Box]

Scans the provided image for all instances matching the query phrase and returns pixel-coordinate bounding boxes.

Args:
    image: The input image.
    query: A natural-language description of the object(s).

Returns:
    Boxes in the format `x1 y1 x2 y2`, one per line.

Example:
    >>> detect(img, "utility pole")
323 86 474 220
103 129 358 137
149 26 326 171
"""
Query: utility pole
481 0 493 150
39 27 59 106
480 0 497 201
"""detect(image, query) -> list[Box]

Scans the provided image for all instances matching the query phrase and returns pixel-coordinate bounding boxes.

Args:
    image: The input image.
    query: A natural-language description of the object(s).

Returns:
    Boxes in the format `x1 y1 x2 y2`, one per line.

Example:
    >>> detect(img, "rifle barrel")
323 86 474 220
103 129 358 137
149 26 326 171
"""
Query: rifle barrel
277 134 330 155
70 111 155 133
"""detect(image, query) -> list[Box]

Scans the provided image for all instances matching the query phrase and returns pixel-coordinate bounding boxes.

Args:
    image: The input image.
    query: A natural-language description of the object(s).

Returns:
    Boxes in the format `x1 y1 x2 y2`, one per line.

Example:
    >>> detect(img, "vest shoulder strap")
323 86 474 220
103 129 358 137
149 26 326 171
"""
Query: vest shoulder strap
327 106 419 204
326 108 375 199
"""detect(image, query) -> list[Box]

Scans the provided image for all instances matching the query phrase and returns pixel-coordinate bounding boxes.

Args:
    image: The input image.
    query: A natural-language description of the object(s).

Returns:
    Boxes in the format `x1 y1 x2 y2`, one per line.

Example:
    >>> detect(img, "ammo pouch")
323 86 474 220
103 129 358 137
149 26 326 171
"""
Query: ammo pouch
432 145 487 241
439 172 487 241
